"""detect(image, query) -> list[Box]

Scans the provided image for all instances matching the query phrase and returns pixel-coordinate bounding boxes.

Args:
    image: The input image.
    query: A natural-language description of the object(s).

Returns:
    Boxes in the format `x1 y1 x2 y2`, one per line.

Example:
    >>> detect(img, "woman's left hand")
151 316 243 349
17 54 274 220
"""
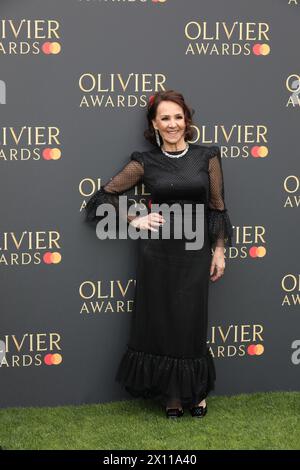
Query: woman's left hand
210 247 225 282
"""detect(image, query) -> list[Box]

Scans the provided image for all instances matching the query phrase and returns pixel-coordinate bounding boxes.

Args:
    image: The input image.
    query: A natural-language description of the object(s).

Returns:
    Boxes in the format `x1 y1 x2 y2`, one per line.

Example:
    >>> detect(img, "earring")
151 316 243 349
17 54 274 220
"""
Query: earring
155 129 161 147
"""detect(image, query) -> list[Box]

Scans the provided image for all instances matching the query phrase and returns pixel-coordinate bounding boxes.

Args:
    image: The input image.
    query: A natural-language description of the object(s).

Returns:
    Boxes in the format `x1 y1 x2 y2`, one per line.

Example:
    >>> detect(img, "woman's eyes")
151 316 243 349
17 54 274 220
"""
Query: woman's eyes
162 116 183 120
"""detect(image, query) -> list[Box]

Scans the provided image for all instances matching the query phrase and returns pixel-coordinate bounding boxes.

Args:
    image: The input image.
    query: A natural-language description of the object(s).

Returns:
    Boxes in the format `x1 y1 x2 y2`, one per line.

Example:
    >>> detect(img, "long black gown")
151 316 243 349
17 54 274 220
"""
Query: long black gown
85 143 233 408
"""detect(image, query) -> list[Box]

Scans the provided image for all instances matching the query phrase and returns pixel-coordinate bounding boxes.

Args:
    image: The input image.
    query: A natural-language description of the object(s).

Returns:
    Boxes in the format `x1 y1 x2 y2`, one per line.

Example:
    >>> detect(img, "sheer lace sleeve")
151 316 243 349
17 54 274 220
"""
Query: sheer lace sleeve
85 151 144 225
207 146 233 249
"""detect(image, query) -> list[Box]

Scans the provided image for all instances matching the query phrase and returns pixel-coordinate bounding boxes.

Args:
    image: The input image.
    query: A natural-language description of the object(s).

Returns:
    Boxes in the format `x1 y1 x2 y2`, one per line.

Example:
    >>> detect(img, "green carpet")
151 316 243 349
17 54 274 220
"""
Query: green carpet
0 392 299 450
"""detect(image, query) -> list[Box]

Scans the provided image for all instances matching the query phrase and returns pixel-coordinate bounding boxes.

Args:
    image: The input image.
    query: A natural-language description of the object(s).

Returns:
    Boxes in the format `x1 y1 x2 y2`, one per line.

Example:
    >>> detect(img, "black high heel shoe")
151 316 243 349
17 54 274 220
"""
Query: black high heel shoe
165 407 184 419
189 403 208 418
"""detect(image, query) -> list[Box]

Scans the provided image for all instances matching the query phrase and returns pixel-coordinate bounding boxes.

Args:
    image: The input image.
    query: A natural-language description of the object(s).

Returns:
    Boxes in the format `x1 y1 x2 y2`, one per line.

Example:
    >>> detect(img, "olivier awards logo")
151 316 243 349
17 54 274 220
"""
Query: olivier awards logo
184 20 271 56
80 176 150 214
0 332 62 368
0 231 62 267
78 73 167 108
0 19 61 55
283 175 300 207
207 324 265 358
79 279 136 314
226 225 266 260
192 125 269 160
281 274 300 307
0 126 62 163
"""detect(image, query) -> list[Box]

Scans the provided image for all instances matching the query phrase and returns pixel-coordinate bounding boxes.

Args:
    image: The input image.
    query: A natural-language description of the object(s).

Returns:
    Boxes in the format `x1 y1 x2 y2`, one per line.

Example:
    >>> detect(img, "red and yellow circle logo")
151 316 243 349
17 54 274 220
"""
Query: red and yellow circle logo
252 44 270 55
43 252 62 264
247 344 264 355
42 148 62 160
251 146 269 158
44 353 63 365
249 247 267 258
41 42 62 54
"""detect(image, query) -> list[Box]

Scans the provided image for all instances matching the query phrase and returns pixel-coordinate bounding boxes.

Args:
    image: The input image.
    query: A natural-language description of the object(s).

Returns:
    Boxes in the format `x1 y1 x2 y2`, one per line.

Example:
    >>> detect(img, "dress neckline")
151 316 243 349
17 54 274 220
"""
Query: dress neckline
160 143 193 155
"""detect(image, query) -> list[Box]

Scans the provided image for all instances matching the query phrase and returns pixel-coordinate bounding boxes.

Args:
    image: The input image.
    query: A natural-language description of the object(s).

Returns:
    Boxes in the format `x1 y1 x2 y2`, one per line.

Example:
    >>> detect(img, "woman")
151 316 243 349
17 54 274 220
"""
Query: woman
85 90 233 419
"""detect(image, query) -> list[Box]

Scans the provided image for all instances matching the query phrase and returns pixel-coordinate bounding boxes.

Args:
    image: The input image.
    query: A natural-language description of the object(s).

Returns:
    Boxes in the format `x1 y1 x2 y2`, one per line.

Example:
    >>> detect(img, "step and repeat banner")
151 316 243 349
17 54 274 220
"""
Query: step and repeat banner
0 0 299 408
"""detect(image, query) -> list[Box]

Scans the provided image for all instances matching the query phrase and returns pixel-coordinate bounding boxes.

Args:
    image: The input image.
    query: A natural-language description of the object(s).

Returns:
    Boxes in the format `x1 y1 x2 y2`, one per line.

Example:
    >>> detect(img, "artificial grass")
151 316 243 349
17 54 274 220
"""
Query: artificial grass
0 392 299 450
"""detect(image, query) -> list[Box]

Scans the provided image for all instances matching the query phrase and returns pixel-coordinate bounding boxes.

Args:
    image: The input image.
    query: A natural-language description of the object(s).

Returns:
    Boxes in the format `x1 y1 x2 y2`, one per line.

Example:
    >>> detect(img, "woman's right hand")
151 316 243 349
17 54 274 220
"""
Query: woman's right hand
129 212 165 232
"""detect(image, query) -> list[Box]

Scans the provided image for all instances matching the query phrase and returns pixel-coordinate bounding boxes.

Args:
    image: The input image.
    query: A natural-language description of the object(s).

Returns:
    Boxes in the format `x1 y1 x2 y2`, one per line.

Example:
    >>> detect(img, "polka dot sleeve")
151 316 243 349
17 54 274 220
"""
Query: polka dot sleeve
85 151 144 225
207 146 233 248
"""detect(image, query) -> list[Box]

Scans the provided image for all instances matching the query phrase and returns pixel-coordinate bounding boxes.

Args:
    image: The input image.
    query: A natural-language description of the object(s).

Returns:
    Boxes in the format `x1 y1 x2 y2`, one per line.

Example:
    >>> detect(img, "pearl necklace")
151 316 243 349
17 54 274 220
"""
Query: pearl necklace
160 142 190 158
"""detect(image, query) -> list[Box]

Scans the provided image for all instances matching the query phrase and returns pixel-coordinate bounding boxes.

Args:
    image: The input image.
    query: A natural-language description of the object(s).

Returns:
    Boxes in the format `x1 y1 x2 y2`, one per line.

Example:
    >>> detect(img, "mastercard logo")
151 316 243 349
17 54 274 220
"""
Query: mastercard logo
43 252 62 264
251 146 268 158
41 42 61 54
42 148 61 160
249 246 266 258
247 344 264 356
252 44 270 55
44 353 62 365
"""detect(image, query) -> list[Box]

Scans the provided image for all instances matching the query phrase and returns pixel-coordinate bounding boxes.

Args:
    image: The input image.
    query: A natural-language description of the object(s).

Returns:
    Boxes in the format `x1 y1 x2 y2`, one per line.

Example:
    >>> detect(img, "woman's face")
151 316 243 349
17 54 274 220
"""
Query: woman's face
152 100 186 148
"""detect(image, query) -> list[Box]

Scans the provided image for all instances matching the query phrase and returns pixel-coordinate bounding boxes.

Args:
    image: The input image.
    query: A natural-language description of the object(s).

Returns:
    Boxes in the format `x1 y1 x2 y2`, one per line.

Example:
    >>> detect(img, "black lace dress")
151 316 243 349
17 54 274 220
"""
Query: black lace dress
85 143 233 408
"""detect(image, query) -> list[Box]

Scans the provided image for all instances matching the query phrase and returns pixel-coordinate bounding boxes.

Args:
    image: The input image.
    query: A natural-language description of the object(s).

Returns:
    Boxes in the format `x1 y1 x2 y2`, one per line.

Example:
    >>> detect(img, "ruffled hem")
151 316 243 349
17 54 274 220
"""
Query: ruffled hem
208 208 233 248
115 346 216 407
